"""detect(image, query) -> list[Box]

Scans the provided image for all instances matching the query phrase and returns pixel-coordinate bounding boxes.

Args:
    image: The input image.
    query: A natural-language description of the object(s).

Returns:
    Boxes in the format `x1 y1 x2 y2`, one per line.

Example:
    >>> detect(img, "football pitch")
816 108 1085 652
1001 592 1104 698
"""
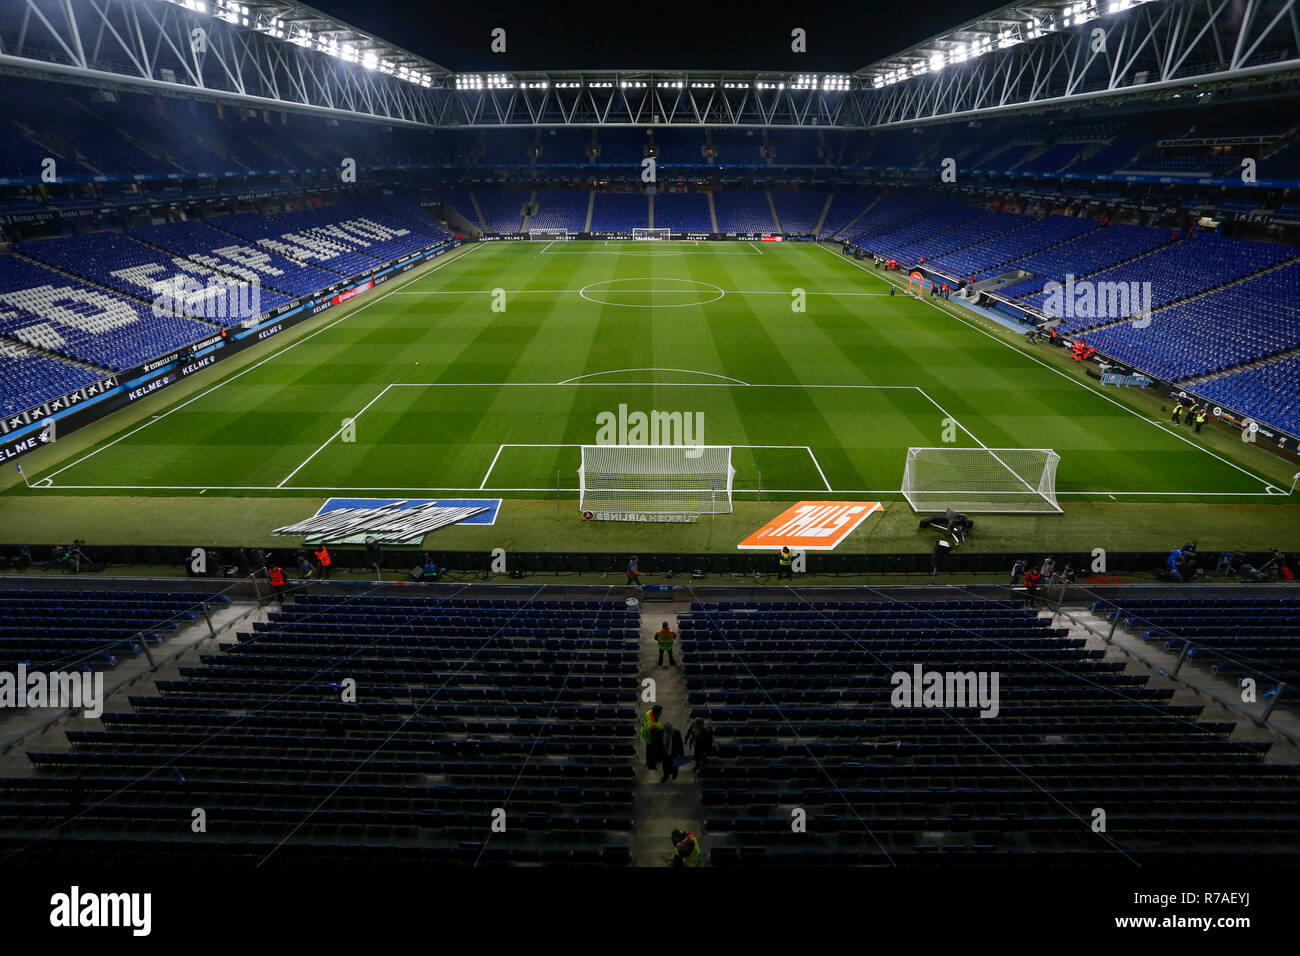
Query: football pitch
4 239 1297 554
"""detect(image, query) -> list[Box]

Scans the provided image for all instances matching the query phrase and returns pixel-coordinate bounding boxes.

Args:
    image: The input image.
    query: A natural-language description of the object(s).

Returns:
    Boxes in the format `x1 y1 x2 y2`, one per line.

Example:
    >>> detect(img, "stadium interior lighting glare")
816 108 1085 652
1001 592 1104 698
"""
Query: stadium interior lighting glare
861 0 1157 89
161 0 439 89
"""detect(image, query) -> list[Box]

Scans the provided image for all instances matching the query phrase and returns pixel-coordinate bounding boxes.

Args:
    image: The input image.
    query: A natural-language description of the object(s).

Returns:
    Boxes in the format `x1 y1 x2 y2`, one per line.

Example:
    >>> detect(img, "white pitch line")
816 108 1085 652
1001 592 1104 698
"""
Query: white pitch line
907 386 987 450
819 242 1279 493
31 484 1281 496
276 384 393 488
479 444 507 489
805 446 832 491
389 289 892 296
38 243 482 485
385 381 922 389
559 367 751 385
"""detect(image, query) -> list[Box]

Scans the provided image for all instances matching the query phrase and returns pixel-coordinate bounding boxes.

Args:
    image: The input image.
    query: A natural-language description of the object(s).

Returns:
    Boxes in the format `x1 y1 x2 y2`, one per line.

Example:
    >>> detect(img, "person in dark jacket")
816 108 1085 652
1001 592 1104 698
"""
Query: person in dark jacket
660 721 686 782
646 724 665 772
685 718 715 770
364 537 383 581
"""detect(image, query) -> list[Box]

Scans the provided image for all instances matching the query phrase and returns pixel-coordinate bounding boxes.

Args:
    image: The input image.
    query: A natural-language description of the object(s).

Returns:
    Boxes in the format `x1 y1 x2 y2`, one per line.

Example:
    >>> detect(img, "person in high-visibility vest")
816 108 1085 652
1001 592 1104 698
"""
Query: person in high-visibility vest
1171 403 1183 424
777 546 794 580
314 545 331 579
1023 566 1043 606
668 829 702 867
655 621 677 667
268 565 286 604
640 705 664 769
1194 408 1207 433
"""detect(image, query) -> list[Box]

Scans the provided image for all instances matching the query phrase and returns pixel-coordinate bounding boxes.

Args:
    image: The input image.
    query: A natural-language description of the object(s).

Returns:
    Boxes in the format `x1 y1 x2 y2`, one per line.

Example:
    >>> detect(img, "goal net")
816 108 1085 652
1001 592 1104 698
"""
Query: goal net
632 227 672 241
529 228 568 240
901 447 1062 514
579 445 735 516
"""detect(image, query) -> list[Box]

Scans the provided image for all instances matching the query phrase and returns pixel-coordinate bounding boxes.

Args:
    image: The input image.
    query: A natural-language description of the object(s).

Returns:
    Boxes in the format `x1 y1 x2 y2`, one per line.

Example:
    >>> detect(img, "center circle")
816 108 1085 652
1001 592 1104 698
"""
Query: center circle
578 277 725 309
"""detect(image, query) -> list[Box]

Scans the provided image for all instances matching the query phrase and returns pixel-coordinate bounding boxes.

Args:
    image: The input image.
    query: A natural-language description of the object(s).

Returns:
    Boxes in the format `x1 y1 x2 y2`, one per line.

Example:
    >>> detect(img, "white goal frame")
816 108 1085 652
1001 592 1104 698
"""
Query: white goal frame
578 444 735 516
529 228 569 240
632 227 672 241
901 447 1062 514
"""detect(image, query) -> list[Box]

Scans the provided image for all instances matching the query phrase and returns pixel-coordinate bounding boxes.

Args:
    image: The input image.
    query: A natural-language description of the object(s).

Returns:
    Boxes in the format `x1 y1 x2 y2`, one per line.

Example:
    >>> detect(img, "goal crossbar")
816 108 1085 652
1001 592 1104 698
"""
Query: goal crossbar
632 227 672 240
902 447 1062 514
579 444 735 515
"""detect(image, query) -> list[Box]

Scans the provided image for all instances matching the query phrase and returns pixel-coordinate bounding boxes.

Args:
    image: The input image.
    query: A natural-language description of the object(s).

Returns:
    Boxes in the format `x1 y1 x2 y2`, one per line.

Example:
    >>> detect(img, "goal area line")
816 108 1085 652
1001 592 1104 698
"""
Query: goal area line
482 443 831 492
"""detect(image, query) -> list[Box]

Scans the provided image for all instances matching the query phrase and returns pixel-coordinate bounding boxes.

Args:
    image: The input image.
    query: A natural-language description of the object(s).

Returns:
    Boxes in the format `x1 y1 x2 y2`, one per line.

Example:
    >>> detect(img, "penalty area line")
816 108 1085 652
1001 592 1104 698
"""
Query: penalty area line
276 384 394 489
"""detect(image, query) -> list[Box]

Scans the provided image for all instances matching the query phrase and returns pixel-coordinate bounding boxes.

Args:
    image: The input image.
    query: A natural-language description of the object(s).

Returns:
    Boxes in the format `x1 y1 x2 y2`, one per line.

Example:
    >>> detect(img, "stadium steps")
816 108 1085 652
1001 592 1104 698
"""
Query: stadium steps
71 100 185 173
766 191 781 232
1068 248 1300 344
963 218 1106 282
583 191 595 232
647 192 654 229
1010 143 1050 170
434 200 483 239
828 191 885 240
469 192 490 232
921 217 1044 280
812 194 834 236
632 604 704 867
4 119 102 178
1072 606 1300 748
1022 230 1184 296
1060 135 1142 173
0 595 259 761
1182 343 1300 387
520 190 537 232
1261 123 1300 162
706 191 718 232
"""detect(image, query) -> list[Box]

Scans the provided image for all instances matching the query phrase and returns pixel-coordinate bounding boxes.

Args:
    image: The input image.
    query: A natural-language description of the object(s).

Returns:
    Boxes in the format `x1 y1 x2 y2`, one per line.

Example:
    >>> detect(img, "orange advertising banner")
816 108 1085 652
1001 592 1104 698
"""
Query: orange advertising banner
737 501 884 551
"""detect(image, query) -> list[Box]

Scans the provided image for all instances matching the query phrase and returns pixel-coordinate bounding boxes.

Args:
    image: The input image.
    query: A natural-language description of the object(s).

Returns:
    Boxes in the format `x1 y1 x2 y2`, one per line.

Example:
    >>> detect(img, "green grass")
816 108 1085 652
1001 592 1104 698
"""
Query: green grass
3 238 1297 553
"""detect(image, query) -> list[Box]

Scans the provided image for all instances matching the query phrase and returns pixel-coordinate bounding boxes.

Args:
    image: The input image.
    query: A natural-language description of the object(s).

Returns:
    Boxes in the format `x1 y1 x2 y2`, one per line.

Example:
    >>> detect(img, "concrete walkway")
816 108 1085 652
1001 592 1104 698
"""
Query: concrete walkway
0 598 268 775
631 600 703 866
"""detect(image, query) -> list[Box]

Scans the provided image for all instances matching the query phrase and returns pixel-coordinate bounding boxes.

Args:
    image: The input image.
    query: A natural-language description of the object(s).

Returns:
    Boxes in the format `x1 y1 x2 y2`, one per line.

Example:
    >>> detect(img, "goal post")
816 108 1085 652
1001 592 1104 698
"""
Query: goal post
528 228 569 240
578 445 735 517
632 227 672 241
901 447 1062 514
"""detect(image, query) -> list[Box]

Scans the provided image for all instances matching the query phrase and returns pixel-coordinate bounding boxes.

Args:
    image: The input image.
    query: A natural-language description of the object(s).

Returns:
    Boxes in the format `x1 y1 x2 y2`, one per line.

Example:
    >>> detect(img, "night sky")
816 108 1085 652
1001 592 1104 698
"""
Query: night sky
310 0 1000 73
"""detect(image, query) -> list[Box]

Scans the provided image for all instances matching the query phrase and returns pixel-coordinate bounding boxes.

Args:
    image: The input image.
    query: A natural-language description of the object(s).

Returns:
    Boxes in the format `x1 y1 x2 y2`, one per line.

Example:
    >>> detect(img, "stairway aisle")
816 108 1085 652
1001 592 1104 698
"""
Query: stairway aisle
630 601 704 866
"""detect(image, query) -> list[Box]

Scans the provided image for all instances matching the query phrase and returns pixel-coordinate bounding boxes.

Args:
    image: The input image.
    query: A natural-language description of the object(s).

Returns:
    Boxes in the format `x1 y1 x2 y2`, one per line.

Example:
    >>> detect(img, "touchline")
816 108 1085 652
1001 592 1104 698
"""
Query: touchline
0 665 103 719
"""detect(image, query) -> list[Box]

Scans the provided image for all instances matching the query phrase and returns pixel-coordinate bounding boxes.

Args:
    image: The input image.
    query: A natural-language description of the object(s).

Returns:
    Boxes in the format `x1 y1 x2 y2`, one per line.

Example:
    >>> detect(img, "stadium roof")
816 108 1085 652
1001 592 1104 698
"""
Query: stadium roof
857 0 1157 88
2 0 1299 127
161 0 450 85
